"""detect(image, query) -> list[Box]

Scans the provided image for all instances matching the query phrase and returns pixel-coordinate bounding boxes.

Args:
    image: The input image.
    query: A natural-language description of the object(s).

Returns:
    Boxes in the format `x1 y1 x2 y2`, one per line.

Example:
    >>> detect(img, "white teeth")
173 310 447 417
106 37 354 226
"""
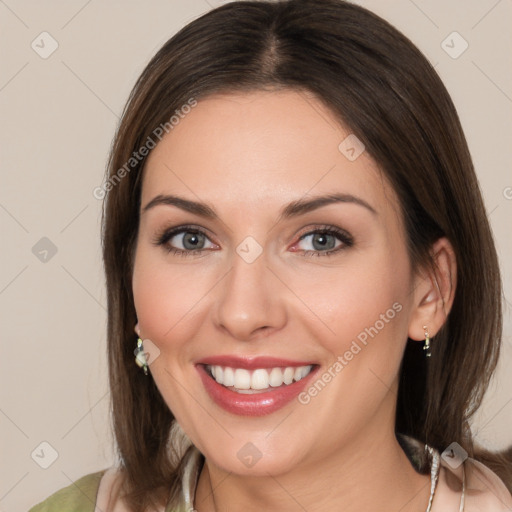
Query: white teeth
269 367 283 387
299 366 309 379
206 364 313 392
234 368 251 389
213 366 223 384
283 367 294 385
251 369 269 390
223 367 235 387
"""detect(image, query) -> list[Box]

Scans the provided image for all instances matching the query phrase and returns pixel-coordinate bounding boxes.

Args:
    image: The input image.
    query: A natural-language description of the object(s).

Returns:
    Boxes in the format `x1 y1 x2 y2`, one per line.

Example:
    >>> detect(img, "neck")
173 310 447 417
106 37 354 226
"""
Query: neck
194 397 431 512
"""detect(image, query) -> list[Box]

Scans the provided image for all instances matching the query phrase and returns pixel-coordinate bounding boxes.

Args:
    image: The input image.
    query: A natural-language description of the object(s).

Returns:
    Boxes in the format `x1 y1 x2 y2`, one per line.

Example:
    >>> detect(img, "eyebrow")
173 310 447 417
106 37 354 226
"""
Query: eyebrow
141 193 377 220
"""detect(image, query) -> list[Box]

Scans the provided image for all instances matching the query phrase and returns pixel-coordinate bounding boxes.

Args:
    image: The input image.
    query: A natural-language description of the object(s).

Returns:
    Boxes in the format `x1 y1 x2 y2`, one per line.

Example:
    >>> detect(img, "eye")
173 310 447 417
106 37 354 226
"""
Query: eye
152 225 218 256
290 226 353 257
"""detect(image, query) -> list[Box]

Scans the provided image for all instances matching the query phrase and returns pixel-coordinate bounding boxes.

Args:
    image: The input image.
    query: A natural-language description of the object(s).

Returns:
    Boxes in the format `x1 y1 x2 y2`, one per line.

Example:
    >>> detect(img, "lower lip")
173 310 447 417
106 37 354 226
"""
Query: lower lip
197 364 318 416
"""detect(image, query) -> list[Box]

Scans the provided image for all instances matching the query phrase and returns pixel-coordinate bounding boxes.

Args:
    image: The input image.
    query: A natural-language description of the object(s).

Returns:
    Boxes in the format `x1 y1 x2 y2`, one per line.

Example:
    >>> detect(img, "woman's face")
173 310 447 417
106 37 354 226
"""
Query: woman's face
132 90 419 475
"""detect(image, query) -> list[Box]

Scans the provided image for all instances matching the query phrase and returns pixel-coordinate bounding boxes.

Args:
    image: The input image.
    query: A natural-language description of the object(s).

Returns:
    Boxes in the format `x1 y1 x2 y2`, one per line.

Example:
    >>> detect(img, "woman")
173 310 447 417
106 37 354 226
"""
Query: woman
29 0 512 511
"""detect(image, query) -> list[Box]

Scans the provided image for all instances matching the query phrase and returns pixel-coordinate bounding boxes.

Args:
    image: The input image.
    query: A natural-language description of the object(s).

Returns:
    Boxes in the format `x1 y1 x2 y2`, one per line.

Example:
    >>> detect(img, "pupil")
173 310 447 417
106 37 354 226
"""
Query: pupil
313 233 335 250
183 232 203 250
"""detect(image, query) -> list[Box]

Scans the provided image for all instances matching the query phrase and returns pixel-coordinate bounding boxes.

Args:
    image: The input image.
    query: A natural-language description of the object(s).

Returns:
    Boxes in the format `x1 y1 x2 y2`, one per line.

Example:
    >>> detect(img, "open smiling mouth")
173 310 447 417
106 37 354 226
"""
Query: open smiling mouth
196 362 319 416
205 364 314 393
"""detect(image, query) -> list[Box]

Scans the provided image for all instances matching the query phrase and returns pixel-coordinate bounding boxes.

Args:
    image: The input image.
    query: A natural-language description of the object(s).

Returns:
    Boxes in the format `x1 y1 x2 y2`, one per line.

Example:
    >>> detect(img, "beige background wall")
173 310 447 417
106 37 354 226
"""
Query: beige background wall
1 1 510 511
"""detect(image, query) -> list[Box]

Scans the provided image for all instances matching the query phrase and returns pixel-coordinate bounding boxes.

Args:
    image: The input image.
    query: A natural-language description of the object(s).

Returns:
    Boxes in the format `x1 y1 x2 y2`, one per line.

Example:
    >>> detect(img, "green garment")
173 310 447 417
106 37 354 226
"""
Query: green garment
28 470 107 512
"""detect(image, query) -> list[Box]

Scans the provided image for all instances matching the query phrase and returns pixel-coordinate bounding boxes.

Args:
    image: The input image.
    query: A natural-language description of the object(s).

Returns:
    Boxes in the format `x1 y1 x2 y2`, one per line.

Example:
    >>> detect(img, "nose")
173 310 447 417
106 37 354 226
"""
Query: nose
213 248 287 341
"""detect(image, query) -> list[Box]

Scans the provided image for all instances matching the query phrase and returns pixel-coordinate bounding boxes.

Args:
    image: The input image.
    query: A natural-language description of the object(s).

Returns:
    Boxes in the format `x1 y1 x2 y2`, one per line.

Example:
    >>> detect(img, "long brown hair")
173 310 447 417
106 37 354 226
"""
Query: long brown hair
101 1 511 510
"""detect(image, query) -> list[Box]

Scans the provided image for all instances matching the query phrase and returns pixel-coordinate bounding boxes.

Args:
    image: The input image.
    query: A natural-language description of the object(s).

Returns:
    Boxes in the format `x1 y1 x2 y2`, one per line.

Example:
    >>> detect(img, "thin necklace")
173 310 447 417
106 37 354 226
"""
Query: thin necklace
425 447 441 512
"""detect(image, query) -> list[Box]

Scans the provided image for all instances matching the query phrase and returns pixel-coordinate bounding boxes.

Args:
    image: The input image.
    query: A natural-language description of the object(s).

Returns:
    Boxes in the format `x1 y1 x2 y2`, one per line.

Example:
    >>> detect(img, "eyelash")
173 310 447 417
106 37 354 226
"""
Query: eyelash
294 225 354 257
152 224 354 258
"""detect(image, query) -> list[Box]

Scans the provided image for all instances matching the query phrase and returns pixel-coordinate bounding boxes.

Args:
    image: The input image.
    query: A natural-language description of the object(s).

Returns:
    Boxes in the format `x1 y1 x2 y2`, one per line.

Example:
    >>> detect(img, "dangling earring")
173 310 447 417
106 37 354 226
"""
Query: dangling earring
422 325 431 358
134 337 149 375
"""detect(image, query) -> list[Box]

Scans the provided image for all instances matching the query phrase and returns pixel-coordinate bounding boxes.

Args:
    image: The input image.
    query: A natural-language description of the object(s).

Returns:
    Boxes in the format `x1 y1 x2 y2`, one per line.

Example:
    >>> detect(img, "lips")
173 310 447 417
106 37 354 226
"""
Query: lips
196 356 318 416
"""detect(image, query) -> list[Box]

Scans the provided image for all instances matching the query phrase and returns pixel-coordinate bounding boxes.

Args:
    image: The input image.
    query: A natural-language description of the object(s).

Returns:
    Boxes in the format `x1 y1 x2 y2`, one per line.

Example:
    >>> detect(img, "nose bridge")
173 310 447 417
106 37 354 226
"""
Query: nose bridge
213 242 286 340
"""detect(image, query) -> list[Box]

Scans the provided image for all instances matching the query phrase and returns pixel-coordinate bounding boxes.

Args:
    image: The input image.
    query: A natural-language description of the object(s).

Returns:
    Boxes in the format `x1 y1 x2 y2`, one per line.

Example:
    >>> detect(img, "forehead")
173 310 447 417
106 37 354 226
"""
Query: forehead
140 90 398 219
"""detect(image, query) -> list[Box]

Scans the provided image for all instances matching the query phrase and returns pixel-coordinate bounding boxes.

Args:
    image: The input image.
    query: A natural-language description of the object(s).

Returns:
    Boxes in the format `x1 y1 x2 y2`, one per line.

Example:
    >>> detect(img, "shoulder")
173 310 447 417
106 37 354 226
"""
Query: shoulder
29 470 108 512
435 456 512 511
464 457 512 511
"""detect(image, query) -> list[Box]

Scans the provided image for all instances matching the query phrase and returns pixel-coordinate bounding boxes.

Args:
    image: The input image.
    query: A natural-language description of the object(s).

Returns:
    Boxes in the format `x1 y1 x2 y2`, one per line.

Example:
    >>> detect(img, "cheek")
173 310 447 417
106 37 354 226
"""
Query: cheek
292 257 411 433
132 248 201 343
131 249 207 412
293 249 410 353
132 247 225 378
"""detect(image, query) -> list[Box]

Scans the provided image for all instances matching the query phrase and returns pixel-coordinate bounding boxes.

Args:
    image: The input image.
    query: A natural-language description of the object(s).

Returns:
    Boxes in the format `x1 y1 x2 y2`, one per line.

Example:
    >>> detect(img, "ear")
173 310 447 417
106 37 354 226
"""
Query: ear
134 322 141 337
408 237 457 341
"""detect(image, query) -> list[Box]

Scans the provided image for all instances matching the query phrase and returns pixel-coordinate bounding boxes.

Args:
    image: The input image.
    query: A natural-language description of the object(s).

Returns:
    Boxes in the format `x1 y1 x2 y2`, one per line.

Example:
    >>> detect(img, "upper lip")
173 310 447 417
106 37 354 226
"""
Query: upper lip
195 355 316 370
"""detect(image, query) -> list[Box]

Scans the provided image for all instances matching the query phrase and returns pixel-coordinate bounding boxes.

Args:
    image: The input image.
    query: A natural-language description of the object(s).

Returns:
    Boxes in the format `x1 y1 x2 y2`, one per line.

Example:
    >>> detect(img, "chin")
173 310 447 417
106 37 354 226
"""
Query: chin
196 433 311 477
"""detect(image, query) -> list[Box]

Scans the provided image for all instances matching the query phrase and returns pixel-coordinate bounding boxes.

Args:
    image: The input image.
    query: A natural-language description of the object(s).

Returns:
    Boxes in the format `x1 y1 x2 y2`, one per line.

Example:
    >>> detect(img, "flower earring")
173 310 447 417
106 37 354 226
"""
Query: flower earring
422 325 431 358
134 337 149 375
